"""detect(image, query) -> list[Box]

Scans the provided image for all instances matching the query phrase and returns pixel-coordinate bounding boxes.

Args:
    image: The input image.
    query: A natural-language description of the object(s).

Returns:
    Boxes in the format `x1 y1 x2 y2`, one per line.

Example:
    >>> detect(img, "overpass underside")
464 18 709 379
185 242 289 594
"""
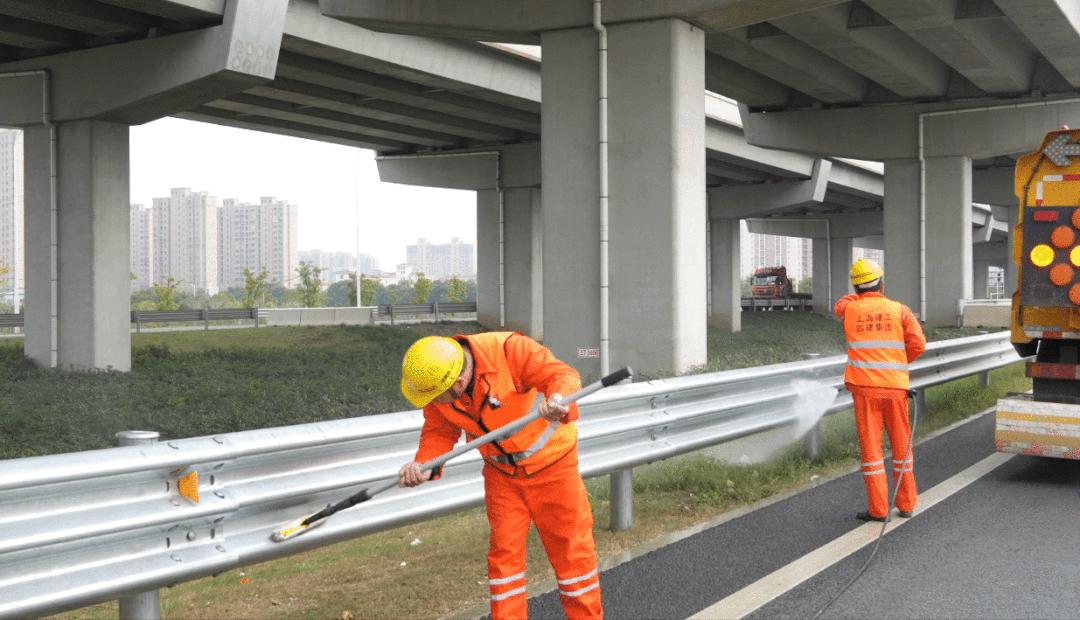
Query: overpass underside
1 0 1078 376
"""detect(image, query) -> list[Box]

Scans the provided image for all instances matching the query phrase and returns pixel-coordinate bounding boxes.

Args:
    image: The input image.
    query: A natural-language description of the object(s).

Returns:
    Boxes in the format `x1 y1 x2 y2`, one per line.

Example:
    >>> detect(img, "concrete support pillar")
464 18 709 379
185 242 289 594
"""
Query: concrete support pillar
812 237 830 315
708 217 741 332
476 187 543 338
542 19 706 376
812 236 853 315
24 120 131 371
883 159 922 314
973 259 991 299
1005 205 1019 297
926 156 973 325
831 237 853 309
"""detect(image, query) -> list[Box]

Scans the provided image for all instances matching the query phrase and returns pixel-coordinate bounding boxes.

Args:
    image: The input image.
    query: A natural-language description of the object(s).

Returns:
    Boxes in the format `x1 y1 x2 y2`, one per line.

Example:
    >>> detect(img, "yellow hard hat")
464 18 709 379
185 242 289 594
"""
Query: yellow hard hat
400 336 464 408
850 258 884 286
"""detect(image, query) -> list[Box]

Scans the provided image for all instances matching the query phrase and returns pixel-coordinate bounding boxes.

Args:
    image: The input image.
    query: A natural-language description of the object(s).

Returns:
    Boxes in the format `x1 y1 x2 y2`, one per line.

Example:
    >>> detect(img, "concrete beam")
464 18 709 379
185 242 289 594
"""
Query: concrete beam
741 98 1080 160
708 158 829 219
973 166 1018 205
375 143 540 190
996 0 1080 88
706 119 816 177
705 51 791 109
0 0 288 125
854 236 883 250
320 0 853 42
746 210 881 239
863 0 1038 94
772 4 949 98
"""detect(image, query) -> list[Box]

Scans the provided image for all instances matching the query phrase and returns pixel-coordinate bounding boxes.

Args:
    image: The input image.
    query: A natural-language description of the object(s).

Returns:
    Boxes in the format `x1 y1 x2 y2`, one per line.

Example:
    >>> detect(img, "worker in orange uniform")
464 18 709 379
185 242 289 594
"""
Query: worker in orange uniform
834 258 926 522
398 333 602 619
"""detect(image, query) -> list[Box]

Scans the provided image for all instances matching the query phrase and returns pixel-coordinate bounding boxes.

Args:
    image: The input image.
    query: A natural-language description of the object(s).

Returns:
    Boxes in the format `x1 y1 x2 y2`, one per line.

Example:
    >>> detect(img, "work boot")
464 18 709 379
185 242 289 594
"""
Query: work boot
855 511 887 522
897 509 913 518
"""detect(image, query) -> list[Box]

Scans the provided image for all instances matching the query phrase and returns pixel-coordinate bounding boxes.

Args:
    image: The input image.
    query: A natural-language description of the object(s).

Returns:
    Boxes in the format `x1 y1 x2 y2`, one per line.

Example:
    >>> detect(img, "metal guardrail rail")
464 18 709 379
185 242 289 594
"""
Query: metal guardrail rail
373 301 477 324
0 309 267 331
0 332 1020 618
741 296 812 311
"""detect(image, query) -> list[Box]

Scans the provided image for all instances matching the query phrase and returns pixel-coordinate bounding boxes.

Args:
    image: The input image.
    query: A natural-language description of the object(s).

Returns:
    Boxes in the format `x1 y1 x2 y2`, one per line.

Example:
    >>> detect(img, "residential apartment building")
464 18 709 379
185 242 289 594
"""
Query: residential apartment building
218 196 298 290
405 237 475 280
299 249 378 283
740 229 812 287
152 187 219 295
0 129 23 309
130 204 154 289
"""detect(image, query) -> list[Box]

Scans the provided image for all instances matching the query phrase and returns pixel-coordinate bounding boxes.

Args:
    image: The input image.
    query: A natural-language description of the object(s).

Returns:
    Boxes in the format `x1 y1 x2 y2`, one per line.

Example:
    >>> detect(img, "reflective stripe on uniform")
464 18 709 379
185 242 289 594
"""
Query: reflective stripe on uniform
557 568 598 586
559 582 601 598
848 340 906 350
489 572 526 586
489 421 561 465
848 360 909 371
491 585 528 601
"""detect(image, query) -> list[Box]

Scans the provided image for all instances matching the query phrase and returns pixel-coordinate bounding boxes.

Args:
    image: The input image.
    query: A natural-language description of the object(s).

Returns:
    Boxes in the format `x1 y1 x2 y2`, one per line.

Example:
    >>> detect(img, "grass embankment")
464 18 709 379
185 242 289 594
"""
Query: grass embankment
21 314 1022 619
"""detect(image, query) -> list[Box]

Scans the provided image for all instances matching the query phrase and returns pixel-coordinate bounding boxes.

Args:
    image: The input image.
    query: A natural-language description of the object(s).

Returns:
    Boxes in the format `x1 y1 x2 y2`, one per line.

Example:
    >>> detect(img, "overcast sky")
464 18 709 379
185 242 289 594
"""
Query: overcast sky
129 117 477 269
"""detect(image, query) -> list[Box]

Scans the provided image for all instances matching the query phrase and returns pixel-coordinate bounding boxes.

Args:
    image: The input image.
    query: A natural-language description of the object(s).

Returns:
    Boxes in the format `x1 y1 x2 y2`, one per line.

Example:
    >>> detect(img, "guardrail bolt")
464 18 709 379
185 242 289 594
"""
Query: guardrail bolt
116 430 163 620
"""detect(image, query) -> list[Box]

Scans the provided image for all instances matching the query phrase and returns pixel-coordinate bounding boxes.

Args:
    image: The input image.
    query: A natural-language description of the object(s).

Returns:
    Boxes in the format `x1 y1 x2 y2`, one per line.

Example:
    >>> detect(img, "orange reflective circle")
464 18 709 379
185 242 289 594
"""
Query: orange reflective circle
1052 225 1077 249
1071 246 1080 268
1071 284 1080 306
1031 244 1055 267
1050 263 1074 287
1072 208 1080 229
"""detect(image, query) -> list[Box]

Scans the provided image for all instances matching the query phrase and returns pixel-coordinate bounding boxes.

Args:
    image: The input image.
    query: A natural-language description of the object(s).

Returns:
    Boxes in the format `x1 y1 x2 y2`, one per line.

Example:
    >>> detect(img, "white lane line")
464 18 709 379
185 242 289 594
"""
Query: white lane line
688 451 1015 620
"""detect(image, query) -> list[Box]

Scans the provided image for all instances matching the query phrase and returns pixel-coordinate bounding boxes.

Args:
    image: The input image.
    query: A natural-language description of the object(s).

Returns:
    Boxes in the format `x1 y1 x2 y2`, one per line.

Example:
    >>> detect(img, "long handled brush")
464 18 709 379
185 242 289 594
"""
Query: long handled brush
271 366 633 542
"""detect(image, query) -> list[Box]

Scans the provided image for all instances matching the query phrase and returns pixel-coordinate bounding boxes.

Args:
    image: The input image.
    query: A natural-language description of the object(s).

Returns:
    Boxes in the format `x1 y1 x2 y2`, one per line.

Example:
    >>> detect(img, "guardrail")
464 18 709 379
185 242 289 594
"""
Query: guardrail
0 332 1020 618
132 308 265 332
741 296 812 311
0 309 267 332
373 301 477 324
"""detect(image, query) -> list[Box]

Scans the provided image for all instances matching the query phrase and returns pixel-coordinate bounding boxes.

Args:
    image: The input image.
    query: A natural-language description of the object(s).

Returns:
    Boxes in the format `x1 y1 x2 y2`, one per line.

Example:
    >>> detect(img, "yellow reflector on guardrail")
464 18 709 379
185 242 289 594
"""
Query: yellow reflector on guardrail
178 470 199 504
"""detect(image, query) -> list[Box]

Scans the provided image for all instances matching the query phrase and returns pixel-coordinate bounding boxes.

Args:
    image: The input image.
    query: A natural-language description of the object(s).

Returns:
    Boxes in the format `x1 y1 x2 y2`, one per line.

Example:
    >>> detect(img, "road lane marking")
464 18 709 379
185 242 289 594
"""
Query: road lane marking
688 451 1016 620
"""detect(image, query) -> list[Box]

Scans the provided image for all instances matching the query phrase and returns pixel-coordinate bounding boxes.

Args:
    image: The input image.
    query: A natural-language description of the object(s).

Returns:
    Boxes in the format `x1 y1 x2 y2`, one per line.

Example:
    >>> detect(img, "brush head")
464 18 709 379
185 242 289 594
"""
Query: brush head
269 514 326 542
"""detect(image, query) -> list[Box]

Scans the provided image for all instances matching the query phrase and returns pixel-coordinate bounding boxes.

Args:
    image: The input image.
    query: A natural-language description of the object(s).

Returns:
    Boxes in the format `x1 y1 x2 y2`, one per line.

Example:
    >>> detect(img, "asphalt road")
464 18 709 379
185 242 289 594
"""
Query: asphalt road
525 411 1080 619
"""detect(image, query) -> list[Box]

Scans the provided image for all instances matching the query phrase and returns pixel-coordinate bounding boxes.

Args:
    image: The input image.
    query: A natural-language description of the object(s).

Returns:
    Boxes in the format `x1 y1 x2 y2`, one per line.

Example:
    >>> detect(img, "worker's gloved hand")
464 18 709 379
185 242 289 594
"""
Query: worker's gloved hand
539 393 569 423
398 461 432 487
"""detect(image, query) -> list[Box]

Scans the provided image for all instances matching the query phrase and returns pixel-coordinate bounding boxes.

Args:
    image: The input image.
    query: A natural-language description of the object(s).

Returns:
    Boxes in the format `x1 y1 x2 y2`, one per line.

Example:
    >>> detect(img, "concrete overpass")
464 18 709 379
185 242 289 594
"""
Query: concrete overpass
1 0 1075 377
322 0 1080 376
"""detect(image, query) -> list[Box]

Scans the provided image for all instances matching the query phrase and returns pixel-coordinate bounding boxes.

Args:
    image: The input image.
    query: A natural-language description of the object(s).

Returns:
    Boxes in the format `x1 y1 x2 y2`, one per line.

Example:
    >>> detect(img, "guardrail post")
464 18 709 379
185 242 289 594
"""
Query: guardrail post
253 307 260 328
979 370 990 387
115 430 162 620
802 353 822 460
135 311 142 334
203 308 210 331
390 304 396 325
609 468 633 531
434 302 441 322
913 389 927 421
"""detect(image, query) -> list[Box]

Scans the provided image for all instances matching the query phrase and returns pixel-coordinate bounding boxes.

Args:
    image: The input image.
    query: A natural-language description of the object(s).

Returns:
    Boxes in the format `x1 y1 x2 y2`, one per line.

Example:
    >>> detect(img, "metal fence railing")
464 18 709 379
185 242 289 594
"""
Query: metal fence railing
741 296 813 311
0 332 1021 618
373 301 477 324
0 309 268 333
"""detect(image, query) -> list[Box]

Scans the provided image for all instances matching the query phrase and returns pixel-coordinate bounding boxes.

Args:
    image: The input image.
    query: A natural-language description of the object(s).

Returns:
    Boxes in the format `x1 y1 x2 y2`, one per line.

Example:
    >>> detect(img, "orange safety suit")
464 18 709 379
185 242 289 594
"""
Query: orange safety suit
414 332 602 620
835 292 926 519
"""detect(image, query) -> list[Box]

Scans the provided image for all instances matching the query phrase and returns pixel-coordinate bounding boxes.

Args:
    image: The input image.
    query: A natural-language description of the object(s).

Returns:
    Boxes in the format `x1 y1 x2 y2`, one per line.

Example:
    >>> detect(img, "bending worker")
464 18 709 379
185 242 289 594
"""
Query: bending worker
834 259 926 522
398 332 602 619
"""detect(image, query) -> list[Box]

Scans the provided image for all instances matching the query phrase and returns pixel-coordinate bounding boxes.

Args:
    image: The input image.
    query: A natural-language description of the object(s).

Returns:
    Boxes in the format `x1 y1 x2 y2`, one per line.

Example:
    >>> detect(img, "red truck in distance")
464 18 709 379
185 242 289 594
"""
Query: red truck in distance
750 266 793 298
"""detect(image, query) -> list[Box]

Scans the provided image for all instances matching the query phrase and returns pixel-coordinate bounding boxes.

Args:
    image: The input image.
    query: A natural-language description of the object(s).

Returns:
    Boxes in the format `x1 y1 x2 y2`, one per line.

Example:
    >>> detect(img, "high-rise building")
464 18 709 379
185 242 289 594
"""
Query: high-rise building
130 204 154 289
0 130 23 310
153 187 219 295
298 249 378 283
740 229 812 286
406 237 475 280
218 196 299 290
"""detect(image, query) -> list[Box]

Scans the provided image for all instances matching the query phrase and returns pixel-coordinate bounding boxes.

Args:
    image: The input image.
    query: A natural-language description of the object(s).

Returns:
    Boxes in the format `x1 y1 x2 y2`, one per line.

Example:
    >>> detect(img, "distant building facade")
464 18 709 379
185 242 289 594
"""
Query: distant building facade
152 188 219 295
218 196 298 290
130 204 154 289
299 249 378 285
0 130 22 309
406 237 475 280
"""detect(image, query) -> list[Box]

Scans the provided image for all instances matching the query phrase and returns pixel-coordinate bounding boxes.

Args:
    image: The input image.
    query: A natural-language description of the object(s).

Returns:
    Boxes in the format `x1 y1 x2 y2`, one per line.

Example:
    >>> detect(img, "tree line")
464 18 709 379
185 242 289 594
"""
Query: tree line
129 262 476 311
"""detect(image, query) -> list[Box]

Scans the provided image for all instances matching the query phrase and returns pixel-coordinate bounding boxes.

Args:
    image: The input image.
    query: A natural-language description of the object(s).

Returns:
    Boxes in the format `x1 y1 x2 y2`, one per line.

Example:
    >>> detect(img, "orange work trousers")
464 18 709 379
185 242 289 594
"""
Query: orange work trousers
852 387 917 519
483 449 602 620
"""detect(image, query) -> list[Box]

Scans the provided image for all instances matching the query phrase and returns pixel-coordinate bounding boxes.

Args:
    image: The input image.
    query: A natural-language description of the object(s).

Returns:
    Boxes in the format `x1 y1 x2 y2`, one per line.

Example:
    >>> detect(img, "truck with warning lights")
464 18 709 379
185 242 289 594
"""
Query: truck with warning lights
995 128 1080 460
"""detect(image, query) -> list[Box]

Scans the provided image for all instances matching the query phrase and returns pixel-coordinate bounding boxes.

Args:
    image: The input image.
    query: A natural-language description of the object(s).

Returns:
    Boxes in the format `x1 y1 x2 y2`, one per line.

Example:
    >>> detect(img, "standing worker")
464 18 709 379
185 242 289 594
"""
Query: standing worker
398 332 603 619
835 259 926 522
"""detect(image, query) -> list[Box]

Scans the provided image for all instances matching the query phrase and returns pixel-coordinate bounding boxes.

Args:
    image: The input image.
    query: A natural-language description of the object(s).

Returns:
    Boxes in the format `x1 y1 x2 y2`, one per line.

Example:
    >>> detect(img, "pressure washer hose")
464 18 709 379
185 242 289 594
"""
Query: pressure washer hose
810 389 920 620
